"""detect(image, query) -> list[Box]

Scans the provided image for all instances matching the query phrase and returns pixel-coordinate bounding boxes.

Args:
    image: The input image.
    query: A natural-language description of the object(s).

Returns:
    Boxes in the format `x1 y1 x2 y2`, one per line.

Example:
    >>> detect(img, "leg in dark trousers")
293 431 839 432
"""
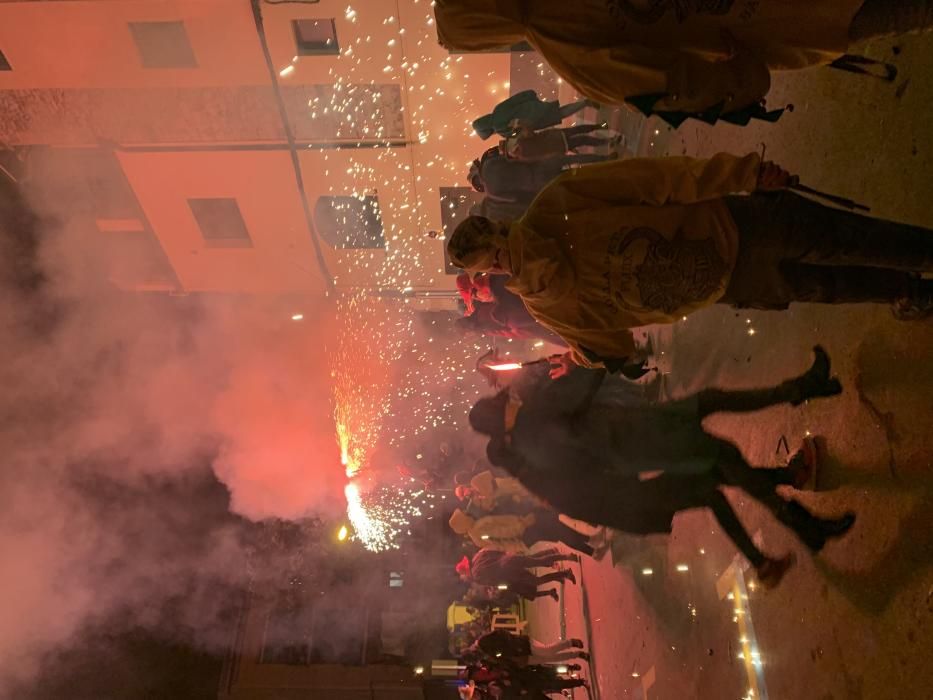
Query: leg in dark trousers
535 571 572 586
723 193 933 310
706 490 768 568
777 263 914 304
557 99 595 120
525 512 595 557
518 552 575 568
716 444 854 552
695 346 841 419
567 134 613 150
562 153 614 166
730 192 933 271
850 0 933 40
562 123 603 138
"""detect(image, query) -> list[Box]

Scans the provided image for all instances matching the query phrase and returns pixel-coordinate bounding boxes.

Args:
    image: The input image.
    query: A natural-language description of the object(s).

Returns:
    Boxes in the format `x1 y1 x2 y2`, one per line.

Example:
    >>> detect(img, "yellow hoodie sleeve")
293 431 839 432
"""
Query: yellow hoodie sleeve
566 329 638 369
524 305 637 368
536 153 761 214
519 288 639 368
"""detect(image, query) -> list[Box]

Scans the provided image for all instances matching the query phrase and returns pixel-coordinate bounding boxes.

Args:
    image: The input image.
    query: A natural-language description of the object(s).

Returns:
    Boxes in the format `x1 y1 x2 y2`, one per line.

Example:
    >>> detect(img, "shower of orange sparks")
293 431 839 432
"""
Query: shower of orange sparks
337 420 358 477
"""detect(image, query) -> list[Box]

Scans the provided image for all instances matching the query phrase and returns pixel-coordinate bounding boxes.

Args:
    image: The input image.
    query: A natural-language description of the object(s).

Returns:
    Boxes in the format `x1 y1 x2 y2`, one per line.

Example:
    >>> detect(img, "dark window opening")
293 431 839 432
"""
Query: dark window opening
260 600 368 666
260 588 314 665
439 187 483 274
314 195 384 249
292 19 339 56
129 21 197 69
188 198 252 248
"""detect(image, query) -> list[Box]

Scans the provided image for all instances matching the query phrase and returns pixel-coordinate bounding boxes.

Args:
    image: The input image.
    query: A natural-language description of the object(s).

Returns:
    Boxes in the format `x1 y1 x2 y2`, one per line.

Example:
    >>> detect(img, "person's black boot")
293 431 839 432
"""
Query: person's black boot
787 345 843 406
821 512 857 540
755 553 796 589
779 500 827 552
892 276 933 321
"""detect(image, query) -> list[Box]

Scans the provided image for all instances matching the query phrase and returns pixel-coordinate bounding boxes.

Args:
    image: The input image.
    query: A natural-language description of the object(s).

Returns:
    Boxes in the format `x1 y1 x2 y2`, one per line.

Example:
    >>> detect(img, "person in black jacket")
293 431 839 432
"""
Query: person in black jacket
468 348 856 588
471 629 589 665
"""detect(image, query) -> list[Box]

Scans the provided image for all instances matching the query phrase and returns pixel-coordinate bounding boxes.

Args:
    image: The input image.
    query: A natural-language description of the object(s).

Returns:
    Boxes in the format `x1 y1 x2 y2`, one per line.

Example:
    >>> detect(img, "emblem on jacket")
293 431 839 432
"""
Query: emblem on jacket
606 227 728 314
607 0 735 25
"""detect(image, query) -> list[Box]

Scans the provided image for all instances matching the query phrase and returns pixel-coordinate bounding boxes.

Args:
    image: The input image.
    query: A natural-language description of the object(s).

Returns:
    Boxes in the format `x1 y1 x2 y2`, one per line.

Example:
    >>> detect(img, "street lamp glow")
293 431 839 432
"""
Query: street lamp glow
337 525 349 541
291 313 304 321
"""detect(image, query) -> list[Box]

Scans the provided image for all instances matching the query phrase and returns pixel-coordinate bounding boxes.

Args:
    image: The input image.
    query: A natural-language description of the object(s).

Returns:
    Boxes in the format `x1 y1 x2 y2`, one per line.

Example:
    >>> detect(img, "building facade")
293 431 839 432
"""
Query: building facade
217 513 466 700
0 0 557 300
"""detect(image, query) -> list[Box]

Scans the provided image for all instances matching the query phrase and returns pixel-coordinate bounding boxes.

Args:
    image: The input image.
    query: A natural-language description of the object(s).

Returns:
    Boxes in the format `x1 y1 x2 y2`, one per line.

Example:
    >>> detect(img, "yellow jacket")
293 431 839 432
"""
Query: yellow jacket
470 470 542 510
435 0 862 114
449 508 534 551
505 153 761 367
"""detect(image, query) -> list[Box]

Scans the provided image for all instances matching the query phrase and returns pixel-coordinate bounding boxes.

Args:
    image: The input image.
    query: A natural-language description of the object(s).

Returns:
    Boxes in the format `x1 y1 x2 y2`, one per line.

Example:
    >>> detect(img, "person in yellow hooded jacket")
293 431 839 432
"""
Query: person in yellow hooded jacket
447 153 933 374
433 0 933 125
455 469 543 511
448 507 596 556
448 508 532 552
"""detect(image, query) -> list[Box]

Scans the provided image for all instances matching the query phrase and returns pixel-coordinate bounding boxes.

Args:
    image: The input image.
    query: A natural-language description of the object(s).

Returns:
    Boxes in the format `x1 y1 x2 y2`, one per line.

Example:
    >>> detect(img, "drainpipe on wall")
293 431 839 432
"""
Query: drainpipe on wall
250 0 335 292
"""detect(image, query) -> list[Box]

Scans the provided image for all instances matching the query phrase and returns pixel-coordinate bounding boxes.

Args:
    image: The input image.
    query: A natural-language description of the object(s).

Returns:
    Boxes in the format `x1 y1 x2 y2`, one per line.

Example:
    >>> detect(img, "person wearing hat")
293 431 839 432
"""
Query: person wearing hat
469 146 612 223
447 153 933 377
456 272 495 317
456 547 577 603
467 346 855 589
498 124 621 163
455 469 541 512
454 273 569 347
472 89 597 140
435 0 933 127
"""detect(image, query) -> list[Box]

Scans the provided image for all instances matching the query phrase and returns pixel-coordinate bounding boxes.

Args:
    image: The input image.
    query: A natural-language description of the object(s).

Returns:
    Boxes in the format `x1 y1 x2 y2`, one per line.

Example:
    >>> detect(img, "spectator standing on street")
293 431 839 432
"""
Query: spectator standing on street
472 89 598 140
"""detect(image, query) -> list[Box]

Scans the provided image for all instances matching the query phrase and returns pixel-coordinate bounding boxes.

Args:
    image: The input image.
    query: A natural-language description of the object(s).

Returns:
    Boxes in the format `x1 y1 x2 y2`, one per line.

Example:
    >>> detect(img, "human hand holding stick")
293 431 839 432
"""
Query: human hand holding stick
757 145 870 211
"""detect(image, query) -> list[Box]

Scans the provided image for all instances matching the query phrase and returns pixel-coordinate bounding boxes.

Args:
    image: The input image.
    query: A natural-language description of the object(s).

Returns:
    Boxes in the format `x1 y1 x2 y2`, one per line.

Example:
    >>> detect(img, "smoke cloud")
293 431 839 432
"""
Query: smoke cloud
0 168 345 690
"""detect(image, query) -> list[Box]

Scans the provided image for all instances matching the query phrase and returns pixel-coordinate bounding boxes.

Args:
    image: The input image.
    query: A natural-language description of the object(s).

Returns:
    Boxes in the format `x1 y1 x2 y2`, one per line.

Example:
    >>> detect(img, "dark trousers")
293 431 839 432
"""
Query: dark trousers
525 510 595 556
850 0 933 40
722 192 933 310
687 377 842 567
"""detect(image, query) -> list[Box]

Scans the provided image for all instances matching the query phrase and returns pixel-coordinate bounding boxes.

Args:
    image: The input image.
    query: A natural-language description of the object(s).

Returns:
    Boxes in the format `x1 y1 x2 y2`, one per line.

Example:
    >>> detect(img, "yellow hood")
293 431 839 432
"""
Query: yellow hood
448 508 474 535
434 0 526 52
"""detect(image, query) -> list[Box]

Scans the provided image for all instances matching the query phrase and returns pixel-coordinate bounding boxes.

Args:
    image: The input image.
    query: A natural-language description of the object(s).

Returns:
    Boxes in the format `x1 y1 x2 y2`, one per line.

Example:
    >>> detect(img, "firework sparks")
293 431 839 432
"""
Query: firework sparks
344 481 431 552
314 3 545 549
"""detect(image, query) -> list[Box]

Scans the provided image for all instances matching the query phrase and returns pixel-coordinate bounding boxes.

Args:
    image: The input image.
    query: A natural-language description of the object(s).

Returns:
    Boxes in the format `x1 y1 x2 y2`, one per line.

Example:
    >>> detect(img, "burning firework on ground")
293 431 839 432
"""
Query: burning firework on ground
330 293 493 551
313 2 541 551
344 481 437 552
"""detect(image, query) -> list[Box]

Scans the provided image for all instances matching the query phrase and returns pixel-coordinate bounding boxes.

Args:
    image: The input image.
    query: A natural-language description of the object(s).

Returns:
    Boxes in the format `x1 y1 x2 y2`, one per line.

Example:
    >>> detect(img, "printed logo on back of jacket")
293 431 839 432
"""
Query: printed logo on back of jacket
604 227 729 315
